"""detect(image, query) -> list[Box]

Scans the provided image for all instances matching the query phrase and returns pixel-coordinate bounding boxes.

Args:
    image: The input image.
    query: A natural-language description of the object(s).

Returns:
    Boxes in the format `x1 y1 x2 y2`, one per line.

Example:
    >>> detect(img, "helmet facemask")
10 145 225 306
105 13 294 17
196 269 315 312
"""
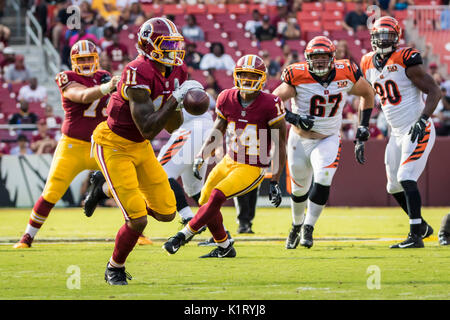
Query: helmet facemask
371 30 399 56
138 35 185 67
233 69 266 93
71 53 99 76
305 52 334 77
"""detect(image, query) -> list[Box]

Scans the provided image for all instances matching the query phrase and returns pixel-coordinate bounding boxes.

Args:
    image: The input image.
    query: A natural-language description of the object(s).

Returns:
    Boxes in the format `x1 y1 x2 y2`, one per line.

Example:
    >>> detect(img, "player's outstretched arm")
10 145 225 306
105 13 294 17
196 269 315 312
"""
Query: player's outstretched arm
128 87 179 140
272 82 296 103
406 64 442 142
63 76 119 104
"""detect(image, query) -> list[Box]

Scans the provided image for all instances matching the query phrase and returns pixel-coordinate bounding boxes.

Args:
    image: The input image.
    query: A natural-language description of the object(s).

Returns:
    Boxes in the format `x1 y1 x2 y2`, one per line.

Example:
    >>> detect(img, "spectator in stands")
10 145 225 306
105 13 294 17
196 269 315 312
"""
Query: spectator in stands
121 1 145 25
3 55 31 84
390 0 414 11
99 51 113 74
204 72 222 97
51 1 72 52
68 23 99 48
261 50 281 79
43 104 62 128
79 1 97 26
92 0 120 28
99 26 115 51
10 134 33 156
199 42 235 72
343 0 368 32
182 14 205 42
105 34 130 65
31 119 58 155
245 9 263 35
335 39 357 64
17 78 48 103
184 42 203 70
439 5 450 30
255 15 277 42
272 0 290 36
0 24 10 51
0 46 15 75
9 100 38 126
281 15 301 40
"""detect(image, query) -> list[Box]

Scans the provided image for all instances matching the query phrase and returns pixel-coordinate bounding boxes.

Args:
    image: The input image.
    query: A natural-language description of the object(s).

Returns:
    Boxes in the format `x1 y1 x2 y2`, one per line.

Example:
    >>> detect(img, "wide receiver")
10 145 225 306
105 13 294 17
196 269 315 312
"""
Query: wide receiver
359 16 440 248
273 36 375 249
163 54 287 258
91 17 203 285
13 40 119 248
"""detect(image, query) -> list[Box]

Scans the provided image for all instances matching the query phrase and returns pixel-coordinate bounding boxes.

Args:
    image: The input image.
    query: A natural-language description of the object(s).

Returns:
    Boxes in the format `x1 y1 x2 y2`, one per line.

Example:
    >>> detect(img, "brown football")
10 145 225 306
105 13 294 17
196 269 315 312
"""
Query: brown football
183 89 209 116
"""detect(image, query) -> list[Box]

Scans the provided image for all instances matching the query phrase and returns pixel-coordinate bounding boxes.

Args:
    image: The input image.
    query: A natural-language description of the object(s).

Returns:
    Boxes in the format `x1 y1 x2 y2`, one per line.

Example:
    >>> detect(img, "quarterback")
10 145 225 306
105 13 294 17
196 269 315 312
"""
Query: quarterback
163 54 287 258
13 40 118 249
273 36 375 249
359 17 441 248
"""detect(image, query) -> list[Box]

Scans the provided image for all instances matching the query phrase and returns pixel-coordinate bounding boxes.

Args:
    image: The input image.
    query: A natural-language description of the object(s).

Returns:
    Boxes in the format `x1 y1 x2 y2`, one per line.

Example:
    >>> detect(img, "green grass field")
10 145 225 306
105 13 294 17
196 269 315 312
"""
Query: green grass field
0 206 449 300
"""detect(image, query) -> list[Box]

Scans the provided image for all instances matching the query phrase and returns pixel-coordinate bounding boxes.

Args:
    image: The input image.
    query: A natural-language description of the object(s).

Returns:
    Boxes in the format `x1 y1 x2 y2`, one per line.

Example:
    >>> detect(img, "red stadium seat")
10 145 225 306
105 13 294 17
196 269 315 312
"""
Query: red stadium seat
305 31 330 42
141 4 162 15
259 40 284 58
323 20 344 31
162 4 185 15
297 11 321 22
227 4 248 15
324 1 345 13
284 40 305 53
301 21 323 33
212 70 234 90
185 4 207 15
247 4 269 15
321 11 343 22
330 30 354 40
265 79 282 92
302 2 323 12
207 4 227 15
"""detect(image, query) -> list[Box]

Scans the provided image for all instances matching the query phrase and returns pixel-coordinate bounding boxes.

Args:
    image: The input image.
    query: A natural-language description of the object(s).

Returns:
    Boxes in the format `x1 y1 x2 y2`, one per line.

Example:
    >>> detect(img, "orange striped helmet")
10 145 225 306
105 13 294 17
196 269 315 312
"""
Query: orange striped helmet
137 17 185 66
304 36 336 76
70 40 99 76
371 16 402 55
233 54 267 92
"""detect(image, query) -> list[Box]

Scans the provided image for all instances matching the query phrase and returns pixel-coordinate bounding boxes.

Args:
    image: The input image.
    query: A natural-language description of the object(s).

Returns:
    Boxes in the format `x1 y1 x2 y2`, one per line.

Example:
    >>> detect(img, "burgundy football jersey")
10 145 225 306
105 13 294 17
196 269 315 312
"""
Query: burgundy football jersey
107 55 188 142
55 69 111 142
216 89 286 168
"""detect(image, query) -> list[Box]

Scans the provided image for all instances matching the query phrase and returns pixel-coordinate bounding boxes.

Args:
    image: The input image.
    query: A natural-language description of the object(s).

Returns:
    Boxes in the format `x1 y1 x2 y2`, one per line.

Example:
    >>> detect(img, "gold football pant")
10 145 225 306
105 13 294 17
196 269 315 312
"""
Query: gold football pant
199 154 266 206
93 121 176 220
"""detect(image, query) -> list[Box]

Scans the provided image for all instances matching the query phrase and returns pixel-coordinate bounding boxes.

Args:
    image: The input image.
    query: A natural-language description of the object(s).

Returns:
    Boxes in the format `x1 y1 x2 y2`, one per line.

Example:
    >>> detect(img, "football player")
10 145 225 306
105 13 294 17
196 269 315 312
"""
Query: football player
13 40 119 249
273 36 375 249
359 17 441 248
163 54 287 258
91 17 202 285
438 213 450 246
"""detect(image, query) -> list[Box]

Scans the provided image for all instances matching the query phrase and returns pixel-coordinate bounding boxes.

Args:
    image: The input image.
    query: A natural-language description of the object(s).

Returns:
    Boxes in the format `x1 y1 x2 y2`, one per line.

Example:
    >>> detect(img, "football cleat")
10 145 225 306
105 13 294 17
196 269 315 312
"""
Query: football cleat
137 235 153 245
104 263 132 285
13 233 33 249
83 171 107 218
180 217 206 245
390 233 424 249
199 243 236 258
438 231 449 246
163 232 185 254
198 231 234 247
300 224 314 249
420 221 433 239
286 224 302 249
237 223 254 234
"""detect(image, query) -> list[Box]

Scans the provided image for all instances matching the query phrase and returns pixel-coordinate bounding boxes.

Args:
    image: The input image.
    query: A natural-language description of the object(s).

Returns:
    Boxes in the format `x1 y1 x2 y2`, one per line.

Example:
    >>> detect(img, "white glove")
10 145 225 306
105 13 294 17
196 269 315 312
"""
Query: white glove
172 79 204 104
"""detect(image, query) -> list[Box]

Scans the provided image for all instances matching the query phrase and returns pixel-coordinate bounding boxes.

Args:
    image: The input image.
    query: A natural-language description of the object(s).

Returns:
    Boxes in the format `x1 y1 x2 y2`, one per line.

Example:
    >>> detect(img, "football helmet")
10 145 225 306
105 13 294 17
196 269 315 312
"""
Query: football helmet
137 17 185 66
371 16 402 56
304 36 336 77
233 54 267 93
70 40 99 76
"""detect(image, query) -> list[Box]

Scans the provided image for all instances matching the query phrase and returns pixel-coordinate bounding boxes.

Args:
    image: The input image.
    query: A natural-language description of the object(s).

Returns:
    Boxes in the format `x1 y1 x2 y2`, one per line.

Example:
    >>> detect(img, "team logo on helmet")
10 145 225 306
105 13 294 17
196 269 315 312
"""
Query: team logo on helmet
304 36 336 77
70 40 99 76
137 17 185 66
233 54 267 93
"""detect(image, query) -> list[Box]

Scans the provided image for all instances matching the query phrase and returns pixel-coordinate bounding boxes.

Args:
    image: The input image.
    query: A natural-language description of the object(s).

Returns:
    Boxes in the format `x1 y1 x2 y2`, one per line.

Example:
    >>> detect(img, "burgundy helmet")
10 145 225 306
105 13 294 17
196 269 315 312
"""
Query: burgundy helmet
70 40 99 76
233 54 267 92
137 17 185 66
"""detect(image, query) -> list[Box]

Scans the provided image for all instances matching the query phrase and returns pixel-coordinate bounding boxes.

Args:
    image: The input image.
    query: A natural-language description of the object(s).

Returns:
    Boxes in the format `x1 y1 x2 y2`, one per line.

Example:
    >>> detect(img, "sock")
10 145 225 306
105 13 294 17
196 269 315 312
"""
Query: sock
207 210 227 243
400 180 422 237
180 226 194 240
109 223 142 268
392 192 408 214
291 193 308 226
304 200 324 227
102 182 111 198
179 206 194 221
188 189 226 232
168 178 190 212
217 238 230 248
26 196 55 238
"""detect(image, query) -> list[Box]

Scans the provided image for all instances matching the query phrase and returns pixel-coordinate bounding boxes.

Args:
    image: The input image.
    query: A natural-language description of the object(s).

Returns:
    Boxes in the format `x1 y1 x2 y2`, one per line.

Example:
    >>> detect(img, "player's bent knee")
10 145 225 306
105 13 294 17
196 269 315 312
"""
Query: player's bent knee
291 192 309 203
386 182 403 194
313 172 333 187
127 216 148 233
399 180 418 192
153 211 176 222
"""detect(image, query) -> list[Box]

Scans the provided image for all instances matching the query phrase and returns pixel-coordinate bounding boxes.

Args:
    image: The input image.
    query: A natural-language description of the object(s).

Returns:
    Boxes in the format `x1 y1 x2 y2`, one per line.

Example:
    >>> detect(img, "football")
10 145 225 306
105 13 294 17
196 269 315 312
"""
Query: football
183 89 209 116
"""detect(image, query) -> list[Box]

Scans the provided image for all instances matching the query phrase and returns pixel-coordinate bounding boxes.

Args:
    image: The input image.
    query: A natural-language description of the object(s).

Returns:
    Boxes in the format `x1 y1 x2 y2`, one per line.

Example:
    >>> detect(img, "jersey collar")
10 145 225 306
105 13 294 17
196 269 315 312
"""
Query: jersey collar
309 68 336 88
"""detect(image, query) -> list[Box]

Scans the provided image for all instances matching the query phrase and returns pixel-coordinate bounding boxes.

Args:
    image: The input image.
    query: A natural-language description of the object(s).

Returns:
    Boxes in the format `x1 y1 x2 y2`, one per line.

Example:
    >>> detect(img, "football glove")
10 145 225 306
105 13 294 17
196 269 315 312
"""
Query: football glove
409 115 427 143
355 126 370 142
172 79 204 104
100 75 120 94
269 181 282 208
354 140 366 165
285 109 314 131
193 157 204 180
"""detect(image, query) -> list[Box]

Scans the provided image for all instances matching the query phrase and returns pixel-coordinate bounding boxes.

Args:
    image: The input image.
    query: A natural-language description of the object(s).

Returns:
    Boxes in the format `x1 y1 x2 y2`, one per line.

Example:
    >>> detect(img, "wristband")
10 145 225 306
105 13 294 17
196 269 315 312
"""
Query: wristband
359 108 373 127
420 113 429 121
100 83 112 95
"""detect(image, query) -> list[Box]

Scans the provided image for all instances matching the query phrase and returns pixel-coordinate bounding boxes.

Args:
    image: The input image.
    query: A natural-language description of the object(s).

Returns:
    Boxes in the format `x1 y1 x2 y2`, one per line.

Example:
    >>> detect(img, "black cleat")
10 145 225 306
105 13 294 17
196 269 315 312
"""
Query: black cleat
420 221 433 239
438 231 449 246
83 171 107 217
237 223 254 234
180 217 206 245
163 232 185 254
199 242 236 258
390 233 424 249
286 224 302 249
104 263 132 285
300 224 314 248
198 231 234 247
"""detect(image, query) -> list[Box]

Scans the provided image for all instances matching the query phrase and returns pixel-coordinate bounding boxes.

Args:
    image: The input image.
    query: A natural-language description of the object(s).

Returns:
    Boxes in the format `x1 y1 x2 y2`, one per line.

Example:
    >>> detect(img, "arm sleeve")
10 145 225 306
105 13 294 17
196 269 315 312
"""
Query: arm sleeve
350 61 363 83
